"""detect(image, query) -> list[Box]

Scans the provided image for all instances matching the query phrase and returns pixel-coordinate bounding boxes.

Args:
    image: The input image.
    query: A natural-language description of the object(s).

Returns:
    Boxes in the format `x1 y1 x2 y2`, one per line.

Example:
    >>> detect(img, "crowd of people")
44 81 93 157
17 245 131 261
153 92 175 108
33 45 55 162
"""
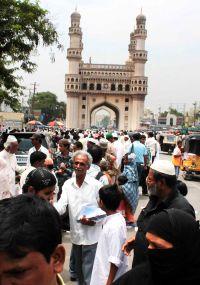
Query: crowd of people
0 128 199 285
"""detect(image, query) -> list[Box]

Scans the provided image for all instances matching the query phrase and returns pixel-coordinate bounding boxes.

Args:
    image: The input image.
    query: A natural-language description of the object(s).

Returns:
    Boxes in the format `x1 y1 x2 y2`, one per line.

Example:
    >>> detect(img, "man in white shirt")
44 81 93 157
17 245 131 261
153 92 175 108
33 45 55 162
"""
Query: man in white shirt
145 132 158 163
26 133 49 166
0 135 25 196
121 135 131 154
54 150 102 285
113 134 125 169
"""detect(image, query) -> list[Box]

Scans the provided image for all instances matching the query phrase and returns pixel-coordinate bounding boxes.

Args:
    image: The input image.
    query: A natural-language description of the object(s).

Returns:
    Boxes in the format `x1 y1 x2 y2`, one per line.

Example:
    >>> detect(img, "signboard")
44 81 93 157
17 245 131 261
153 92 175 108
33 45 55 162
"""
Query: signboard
0 112 24 129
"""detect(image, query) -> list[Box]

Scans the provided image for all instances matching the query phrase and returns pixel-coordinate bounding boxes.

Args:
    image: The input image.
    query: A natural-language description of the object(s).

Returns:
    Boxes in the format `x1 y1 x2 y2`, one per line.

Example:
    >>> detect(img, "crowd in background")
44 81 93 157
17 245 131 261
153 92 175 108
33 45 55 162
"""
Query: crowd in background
0 127 199 285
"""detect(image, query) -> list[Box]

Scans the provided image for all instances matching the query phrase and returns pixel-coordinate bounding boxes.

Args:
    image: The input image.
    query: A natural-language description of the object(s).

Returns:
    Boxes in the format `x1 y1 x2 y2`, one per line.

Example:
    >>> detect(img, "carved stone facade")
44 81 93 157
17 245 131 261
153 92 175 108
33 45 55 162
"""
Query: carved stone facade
65 11 148 130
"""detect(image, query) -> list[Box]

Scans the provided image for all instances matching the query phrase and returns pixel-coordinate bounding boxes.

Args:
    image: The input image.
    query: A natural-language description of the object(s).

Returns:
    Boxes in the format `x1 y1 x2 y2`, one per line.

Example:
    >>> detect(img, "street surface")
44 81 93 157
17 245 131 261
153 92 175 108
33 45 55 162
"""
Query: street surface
61 153 200 284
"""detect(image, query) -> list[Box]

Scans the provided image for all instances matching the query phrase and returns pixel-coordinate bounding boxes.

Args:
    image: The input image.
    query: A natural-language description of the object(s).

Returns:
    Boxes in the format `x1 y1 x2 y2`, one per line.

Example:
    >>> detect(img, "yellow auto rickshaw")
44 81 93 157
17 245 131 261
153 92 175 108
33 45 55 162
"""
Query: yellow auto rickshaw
181 134 200 180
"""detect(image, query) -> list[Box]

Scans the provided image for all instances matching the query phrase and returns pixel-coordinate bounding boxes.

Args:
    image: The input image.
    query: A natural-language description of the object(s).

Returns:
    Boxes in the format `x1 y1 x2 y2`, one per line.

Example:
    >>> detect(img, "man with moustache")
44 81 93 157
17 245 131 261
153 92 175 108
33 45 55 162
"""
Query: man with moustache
122 159 195 267
54 150 102 285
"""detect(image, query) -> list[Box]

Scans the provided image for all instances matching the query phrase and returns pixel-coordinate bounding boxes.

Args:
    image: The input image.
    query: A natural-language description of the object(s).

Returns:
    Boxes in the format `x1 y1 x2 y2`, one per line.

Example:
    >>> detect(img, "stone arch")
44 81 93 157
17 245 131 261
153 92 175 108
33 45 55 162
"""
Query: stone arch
90 101 120 128
92 107 112 128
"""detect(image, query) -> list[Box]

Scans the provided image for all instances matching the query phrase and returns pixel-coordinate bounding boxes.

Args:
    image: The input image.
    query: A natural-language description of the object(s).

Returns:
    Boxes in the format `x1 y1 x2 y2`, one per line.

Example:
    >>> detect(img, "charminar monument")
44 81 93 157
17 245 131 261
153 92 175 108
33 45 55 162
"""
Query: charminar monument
65 10 148 130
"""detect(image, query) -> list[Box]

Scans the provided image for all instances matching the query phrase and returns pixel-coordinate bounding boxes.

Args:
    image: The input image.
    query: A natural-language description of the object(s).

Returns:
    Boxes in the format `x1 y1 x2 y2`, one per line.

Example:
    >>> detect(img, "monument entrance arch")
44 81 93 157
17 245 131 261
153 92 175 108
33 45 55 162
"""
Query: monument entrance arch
90 102 119 128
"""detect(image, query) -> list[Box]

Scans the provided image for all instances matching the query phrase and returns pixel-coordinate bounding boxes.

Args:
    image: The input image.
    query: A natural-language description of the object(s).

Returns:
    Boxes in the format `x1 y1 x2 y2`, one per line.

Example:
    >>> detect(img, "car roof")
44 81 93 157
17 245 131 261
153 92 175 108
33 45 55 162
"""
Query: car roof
1 132 45 138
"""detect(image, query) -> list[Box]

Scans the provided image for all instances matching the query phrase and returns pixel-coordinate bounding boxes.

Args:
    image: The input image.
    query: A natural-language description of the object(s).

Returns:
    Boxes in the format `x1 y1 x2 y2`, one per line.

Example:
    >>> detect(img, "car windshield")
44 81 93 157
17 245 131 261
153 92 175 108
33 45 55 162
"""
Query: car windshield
17 138 33 154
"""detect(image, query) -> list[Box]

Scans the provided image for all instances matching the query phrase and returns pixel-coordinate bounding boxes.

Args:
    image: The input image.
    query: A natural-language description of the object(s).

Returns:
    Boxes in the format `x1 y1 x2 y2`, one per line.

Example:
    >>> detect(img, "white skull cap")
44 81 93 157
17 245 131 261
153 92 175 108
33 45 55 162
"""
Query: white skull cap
128 153 136 160
6 135 17 143
4 135 18 148
112 132 118 138
150 160 175 176
87 138 99 145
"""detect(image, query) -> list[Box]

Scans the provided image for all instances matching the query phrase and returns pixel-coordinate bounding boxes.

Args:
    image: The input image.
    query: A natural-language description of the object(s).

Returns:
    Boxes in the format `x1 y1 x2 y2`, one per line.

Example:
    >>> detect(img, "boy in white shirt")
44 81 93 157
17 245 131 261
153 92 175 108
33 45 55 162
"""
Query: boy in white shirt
90 184 128 285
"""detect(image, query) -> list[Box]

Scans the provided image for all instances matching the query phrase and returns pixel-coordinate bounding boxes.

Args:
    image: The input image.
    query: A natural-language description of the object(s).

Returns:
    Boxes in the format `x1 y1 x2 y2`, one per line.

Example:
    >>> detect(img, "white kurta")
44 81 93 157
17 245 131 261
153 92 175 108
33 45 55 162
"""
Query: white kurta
0 149 25 196
0 157 11 200
114 140 125 168
90 213 128 285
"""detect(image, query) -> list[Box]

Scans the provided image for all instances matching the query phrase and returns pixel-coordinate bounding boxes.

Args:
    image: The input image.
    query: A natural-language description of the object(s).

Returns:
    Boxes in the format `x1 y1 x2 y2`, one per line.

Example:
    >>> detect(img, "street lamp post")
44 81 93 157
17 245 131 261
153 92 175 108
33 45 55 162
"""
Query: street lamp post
193 102 197 126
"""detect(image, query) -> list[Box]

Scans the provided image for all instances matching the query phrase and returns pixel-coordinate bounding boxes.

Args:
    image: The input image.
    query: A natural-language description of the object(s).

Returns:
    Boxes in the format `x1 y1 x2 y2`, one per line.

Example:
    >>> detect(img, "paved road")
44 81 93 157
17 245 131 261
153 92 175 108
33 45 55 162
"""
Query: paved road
61 152 200 284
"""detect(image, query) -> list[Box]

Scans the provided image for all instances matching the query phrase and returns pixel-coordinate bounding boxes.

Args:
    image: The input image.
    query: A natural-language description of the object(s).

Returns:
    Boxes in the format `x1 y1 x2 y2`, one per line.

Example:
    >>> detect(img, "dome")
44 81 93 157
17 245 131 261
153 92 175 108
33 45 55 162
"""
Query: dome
71 11 81 19
136 13 146 22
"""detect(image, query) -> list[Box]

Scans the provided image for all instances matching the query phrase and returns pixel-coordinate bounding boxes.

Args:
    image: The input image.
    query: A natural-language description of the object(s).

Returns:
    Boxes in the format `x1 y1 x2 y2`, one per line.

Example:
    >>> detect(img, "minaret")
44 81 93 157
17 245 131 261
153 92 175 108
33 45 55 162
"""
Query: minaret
128 11 148 129
128 11 147 76
67 10 83 74
66 10 83 128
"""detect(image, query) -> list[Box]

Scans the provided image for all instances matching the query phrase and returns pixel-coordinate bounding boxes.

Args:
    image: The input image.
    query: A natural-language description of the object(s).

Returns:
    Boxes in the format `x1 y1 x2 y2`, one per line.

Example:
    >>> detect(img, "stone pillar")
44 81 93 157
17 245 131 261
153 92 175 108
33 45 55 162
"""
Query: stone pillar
66 95 79 128
129 96 145 130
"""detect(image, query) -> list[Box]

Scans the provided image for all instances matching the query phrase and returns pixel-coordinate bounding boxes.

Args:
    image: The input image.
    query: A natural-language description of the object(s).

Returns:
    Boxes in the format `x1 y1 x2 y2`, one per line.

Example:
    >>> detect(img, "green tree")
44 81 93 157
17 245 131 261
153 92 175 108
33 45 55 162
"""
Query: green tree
32 91 57 110
0 0 59 110
169 108 183 117
56 101 66 120
160 108 183 117
30 91 66 124
160 111 168 117
0 88 21 111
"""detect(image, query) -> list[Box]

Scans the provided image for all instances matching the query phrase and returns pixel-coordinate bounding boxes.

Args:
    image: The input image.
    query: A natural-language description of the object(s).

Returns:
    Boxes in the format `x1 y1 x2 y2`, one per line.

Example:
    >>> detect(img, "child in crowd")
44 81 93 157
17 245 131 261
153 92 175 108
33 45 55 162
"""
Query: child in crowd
118 175 128 186
90 184 128 285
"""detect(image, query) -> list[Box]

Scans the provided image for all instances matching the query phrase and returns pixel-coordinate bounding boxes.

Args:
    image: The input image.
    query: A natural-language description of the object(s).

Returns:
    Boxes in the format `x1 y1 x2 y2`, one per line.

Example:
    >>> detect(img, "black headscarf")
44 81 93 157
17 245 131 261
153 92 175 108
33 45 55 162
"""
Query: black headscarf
146 208 200 285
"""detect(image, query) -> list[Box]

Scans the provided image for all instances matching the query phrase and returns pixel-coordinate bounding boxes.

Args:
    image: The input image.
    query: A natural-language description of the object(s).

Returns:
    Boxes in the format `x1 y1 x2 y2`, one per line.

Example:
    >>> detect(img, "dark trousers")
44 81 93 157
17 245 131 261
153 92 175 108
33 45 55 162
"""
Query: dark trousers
140 166 149 195
69 245 77 278
136 163 143 182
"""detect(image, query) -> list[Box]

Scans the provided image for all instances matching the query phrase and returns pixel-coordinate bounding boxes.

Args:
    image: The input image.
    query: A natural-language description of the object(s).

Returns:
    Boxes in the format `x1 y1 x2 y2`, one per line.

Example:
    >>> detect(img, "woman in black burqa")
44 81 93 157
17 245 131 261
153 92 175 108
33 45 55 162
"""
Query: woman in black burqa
113 208 200 285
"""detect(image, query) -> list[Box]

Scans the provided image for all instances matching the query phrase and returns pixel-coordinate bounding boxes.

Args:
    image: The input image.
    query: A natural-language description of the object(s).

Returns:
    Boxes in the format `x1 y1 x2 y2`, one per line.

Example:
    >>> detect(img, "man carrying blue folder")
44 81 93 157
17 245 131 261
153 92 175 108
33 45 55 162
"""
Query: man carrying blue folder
54 150 102 285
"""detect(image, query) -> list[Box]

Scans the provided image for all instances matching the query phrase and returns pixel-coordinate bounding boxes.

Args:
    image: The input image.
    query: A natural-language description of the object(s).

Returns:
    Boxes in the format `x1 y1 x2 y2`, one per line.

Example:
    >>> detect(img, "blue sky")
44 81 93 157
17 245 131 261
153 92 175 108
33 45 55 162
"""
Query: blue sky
22 0 200 113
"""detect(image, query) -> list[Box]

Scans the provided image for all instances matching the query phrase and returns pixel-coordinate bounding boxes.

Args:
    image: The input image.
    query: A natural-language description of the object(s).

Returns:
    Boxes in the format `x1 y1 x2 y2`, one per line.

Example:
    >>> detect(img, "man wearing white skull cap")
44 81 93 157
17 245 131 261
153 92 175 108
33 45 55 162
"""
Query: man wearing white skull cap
150 160 175 176
0 135 25 196
121 159 195 268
